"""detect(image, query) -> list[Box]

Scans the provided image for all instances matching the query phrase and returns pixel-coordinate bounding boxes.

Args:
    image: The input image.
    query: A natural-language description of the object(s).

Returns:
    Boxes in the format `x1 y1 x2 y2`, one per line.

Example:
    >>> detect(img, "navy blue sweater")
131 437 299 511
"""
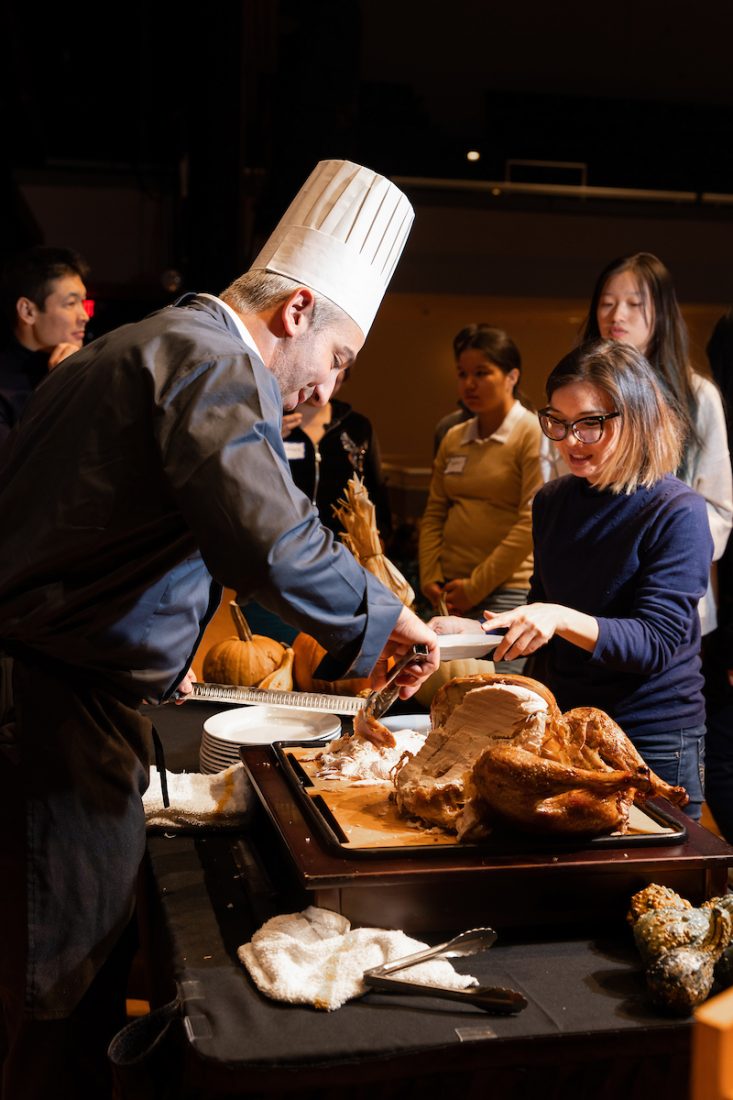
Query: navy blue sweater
530 474 713 738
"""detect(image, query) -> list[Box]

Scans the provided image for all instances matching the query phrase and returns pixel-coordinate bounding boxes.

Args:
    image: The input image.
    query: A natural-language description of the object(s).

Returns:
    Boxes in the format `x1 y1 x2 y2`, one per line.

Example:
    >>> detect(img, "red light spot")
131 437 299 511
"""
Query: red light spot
83 298 95 318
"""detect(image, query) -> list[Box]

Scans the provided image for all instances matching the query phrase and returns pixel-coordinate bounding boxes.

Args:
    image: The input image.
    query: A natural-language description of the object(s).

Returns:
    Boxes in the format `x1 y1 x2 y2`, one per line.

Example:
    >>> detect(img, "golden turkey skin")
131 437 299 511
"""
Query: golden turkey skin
393 674 688 838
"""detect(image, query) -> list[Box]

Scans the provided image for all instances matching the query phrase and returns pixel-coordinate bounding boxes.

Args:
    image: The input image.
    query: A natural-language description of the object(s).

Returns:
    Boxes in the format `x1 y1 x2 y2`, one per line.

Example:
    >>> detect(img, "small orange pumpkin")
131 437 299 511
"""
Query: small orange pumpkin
202 603 285 686
292 632 372 696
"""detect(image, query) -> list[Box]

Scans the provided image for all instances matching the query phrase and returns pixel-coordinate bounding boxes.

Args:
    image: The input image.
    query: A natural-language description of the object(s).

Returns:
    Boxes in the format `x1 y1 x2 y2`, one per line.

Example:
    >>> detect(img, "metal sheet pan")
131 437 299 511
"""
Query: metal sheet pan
274 742 688 859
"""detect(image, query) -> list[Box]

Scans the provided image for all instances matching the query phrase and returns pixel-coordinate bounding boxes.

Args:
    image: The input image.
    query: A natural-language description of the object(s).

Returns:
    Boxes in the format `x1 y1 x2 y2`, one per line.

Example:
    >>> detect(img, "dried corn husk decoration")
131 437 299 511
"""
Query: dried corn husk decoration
332 475 415 607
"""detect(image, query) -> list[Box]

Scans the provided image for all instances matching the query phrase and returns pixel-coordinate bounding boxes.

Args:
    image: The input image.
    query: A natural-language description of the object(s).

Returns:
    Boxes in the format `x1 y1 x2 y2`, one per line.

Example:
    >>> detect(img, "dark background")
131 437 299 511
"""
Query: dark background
3 0 733 328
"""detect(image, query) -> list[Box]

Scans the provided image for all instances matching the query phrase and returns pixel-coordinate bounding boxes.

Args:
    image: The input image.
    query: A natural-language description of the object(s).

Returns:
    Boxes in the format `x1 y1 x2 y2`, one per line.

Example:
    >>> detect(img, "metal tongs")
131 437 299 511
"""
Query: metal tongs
363 927 528 1015
362 644 431 720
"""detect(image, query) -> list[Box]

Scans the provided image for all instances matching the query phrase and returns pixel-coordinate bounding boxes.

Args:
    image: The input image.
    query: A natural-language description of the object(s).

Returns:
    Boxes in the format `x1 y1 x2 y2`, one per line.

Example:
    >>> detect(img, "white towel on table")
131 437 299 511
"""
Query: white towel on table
144 762 252 827
238 906 477 1011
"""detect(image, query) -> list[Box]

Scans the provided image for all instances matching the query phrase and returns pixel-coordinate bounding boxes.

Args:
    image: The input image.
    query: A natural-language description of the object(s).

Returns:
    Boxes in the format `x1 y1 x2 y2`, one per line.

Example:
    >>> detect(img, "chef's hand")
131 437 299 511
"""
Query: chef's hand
442 578 473 614
281 412 303 438
48 341 82 370
172 668 196 705
370 606 440 699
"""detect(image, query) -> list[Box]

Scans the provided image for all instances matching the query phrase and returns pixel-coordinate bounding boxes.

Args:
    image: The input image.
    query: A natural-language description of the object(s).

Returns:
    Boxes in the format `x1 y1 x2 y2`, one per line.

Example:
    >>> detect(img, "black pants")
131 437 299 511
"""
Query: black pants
0 656 150 1100
0 918 138 1100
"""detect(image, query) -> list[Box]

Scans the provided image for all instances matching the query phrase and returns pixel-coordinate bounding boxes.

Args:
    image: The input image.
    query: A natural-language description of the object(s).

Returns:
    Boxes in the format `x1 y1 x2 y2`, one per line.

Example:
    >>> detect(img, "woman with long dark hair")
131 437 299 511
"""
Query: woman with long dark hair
582 253 731 636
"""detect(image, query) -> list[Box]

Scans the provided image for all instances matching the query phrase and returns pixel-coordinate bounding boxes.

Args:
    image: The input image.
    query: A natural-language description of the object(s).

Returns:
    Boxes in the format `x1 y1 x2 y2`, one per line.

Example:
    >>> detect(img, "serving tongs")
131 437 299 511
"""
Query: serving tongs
363 927 528 1015
362 643 431 720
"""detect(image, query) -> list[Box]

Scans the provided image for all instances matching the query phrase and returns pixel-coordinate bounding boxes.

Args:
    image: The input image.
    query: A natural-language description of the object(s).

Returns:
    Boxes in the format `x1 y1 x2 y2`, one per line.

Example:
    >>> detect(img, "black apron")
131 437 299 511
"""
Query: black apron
0 655 150 1019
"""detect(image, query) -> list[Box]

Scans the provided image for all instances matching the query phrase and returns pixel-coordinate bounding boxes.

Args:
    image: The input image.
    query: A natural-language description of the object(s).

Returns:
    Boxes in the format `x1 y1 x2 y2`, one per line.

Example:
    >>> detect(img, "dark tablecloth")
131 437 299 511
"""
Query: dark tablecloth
116 700 694 1099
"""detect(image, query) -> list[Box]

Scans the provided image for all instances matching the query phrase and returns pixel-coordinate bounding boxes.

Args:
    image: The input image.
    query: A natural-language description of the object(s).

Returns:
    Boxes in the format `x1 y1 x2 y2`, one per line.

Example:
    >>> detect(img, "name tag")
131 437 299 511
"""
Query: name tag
284 441 306 460
445 455 467 475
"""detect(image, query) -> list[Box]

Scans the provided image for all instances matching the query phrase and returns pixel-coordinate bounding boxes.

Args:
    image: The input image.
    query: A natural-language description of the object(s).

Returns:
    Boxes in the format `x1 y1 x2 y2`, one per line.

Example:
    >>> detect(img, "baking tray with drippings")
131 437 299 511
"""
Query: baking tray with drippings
272 742 688 859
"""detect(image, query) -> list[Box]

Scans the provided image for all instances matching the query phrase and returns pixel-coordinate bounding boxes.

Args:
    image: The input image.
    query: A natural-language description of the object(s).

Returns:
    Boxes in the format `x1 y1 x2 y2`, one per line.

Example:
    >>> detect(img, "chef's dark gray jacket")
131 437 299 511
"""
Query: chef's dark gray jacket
0 294 401 701
0 294 402 1017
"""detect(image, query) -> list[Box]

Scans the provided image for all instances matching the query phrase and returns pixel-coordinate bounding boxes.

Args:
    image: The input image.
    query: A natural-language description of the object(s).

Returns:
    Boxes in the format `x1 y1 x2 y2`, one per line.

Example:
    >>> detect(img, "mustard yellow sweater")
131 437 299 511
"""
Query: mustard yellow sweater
419 402 542 605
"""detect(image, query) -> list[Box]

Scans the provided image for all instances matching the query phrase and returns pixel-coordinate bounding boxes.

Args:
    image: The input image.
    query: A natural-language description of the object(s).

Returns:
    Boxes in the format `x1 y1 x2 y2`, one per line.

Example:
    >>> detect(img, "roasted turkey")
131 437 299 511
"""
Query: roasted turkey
391 673 688 839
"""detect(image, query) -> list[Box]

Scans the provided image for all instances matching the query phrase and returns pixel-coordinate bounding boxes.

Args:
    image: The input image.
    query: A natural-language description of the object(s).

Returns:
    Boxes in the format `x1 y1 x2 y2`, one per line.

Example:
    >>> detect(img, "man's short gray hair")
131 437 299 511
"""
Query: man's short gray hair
220 270 347 333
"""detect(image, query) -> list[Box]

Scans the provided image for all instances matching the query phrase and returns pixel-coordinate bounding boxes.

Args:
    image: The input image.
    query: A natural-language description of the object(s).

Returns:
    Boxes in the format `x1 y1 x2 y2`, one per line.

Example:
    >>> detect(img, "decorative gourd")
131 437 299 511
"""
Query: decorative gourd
202 603 285 686
627 884 733 1015
292 632 371 696
257 647 295 692
645 948 717 1016
633 905 730 966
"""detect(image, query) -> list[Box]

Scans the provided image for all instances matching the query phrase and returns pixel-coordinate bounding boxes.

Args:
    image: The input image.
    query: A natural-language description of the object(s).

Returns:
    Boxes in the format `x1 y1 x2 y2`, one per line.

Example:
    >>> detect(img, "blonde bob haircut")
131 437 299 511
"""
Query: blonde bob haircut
545 340 684 494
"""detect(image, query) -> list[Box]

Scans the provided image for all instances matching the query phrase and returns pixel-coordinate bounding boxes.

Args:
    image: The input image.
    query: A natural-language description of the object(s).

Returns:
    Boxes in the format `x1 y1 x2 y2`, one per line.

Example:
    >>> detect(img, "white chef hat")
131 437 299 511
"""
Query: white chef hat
249 160 414 337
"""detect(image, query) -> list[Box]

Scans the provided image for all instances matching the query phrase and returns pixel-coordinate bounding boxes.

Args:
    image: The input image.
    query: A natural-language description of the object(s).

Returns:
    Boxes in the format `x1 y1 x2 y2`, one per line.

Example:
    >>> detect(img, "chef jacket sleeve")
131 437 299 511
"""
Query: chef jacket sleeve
154 351 402 678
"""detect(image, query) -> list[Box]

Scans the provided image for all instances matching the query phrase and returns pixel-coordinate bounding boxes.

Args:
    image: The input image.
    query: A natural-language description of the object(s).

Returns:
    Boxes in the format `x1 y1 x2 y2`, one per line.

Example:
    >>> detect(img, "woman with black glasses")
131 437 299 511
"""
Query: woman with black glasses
434 340 713 818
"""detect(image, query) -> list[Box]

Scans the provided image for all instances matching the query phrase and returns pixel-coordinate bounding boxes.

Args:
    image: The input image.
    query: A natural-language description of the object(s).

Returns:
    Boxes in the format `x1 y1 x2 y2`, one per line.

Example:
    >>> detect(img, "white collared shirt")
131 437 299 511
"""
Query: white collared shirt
199 293 265 363
459 399 525 446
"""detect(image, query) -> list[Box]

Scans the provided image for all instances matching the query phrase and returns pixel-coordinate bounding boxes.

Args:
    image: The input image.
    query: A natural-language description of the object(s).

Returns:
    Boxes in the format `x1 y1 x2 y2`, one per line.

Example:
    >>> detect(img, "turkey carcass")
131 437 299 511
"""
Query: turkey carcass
393 673 688 839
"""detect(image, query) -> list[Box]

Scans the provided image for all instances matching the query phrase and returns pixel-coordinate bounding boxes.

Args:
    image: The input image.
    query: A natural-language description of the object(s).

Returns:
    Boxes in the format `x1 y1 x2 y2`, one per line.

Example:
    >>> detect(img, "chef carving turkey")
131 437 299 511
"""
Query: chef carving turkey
0 161 439 1096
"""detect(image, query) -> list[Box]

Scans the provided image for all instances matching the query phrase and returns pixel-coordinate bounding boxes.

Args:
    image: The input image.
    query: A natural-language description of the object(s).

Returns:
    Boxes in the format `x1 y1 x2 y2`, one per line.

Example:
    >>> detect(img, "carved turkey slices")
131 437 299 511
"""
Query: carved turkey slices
393 675 551 832
393 673 688 839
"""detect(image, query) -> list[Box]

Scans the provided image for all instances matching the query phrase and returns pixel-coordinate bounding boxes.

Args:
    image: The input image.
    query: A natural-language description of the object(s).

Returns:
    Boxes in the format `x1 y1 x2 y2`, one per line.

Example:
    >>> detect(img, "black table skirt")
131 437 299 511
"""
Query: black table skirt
110 824 692 1100
117 698 694 1098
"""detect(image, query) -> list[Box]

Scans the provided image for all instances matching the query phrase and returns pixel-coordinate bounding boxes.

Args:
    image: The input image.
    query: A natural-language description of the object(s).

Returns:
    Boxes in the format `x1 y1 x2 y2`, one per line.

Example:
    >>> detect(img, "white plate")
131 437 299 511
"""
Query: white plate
381 714 431 734
199 740 238 763
203 705 341 746
199 743 241 774
200 756 234 774
436 633 503 661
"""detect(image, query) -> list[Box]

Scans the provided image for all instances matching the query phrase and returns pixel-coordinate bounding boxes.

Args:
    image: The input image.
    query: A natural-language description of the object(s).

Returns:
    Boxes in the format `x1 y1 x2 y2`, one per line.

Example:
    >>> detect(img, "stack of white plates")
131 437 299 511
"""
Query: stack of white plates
199 705 342 774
